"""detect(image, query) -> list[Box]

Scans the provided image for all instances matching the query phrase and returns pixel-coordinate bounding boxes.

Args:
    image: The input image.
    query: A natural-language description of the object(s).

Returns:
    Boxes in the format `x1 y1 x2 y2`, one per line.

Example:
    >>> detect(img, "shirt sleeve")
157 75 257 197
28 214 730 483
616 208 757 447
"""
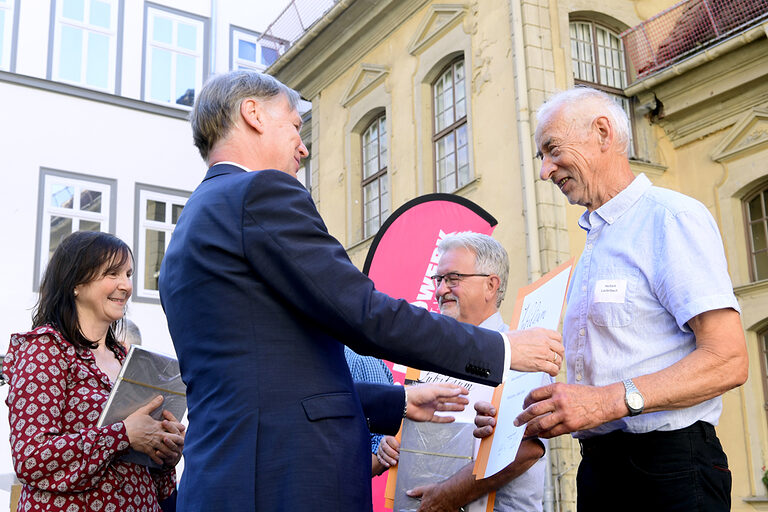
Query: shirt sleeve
654 205 740 332
150 467 177 501
5 332 131 493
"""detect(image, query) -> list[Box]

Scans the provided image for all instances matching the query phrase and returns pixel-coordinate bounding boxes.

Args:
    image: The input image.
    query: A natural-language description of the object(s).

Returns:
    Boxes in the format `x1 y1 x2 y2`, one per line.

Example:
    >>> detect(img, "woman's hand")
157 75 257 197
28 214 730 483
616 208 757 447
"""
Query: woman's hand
123 396 185 466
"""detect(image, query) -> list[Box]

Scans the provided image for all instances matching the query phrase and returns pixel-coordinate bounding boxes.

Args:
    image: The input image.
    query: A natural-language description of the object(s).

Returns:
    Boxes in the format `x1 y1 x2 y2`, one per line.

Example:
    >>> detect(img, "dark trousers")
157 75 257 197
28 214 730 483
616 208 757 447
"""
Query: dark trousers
577 421 731 512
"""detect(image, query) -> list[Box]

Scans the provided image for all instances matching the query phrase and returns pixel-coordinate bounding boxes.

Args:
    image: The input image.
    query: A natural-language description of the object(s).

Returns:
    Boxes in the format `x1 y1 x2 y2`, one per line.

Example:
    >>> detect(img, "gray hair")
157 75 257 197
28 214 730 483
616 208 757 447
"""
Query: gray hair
536 87 631 155
437 232 509 308
123 318 142 346
190 70 301 161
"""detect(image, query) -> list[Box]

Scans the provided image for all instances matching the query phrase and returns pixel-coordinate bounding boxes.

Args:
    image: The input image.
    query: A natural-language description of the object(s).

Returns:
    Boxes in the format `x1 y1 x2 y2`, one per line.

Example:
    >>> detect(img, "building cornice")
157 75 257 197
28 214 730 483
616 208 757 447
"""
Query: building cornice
0 71 190 120
270 0 433 99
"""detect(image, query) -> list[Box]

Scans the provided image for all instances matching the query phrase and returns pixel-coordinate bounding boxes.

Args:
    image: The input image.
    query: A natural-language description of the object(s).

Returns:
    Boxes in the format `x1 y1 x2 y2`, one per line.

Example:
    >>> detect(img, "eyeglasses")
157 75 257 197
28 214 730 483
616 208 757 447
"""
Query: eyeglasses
430 272 490 288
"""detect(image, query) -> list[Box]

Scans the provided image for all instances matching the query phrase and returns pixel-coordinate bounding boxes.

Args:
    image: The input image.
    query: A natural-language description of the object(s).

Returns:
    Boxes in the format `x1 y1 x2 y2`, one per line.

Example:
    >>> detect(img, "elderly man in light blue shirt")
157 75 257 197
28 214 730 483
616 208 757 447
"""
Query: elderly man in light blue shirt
509 87 748 511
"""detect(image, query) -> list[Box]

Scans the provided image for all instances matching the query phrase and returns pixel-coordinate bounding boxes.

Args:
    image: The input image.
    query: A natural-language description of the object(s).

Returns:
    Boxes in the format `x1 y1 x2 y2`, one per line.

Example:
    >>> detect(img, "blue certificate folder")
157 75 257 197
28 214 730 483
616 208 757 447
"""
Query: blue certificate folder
97 345 187 468
392 419 475 512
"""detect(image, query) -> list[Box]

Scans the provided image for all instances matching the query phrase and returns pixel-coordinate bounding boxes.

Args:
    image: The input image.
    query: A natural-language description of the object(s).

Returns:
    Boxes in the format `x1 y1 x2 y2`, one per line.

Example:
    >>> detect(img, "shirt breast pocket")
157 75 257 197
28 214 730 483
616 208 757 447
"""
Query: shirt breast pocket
588 267 638 327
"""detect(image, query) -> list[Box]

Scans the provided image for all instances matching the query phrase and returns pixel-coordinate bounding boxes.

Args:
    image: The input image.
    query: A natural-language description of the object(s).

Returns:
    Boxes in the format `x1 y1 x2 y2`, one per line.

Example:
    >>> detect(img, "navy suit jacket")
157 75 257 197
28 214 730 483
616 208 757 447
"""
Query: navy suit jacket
159 165 505 511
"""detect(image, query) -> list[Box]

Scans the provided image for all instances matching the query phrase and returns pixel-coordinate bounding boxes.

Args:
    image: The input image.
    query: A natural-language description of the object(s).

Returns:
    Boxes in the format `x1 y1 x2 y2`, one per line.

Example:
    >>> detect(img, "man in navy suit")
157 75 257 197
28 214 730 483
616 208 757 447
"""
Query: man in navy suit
159 70 563 511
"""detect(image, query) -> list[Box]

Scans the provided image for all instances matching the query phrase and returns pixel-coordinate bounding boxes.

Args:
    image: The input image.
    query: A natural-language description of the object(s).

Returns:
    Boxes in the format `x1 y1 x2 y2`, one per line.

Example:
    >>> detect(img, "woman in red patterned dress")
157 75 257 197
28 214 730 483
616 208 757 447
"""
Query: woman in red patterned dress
4 231 185 512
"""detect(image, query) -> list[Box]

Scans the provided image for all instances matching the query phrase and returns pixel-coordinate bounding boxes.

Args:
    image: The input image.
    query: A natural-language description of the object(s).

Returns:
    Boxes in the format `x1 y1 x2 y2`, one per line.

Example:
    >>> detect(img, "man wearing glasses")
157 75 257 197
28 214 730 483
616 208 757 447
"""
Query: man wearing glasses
379 232 548 511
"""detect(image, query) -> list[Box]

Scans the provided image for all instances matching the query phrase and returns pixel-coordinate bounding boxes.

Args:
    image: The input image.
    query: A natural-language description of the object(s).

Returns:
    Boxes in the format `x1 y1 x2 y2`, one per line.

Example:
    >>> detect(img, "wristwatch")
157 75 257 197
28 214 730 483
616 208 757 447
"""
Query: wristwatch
623 379 644 417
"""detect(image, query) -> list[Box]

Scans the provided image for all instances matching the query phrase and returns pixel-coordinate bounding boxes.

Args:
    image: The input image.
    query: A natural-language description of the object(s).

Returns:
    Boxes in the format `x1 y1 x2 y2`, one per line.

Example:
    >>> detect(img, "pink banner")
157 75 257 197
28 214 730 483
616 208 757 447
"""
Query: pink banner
363 194 497 511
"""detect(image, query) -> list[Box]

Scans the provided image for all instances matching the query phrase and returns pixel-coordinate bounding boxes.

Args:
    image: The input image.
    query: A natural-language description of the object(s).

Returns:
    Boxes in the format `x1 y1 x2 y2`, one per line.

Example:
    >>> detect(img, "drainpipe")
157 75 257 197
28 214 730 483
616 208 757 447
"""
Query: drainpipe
509 0 543 282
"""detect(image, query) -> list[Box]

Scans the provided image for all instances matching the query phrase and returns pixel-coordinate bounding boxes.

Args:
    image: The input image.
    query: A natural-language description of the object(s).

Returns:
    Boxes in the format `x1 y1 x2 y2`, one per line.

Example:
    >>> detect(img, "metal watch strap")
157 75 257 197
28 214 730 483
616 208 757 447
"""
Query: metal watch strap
623 378 644 416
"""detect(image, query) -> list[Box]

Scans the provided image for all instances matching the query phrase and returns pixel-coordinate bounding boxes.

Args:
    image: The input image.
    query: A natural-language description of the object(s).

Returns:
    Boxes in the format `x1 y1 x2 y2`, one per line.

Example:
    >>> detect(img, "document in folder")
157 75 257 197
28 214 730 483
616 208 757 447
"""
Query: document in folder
97 345 187 468
474 259 573 482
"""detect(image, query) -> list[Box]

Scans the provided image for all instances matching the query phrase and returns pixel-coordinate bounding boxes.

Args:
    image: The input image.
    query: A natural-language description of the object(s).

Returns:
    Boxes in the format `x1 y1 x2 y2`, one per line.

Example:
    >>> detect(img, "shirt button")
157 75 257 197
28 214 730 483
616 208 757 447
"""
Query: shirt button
581 285 586 292
576 373 582 381
586 243 593 250
579 328 585 336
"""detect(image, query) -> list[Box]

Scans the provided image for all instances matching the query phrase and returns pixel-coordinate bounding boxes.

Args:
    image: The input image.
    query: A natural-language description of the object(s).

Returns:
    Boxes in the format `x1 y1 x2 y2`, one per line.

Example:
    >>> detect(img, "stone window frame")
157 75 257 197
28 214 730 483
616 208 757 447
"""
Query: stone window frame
431 57 469 193
568 15 636 158
132 183 190 303
34 168 117 290
361 113 389 239
744 184 768 282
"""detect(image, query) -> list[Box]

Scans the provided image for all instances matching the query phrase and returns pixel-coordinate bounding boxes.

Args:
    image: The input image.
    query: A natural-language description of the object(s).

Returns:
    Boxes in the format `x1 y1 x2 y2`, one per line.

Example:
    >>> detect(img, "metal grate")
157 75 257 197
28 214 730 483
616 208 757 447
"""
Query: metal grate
258 0 338 62
621 0 768 80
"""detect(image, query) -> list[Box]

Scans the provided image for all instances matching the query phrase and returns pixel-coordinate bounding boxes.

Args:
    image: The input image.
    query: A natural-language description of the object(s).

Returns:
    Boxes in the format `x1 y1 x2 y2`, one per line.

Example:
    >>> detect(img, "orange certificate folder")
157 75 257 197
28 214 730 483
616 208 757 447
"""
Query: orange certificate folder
473 259 574 490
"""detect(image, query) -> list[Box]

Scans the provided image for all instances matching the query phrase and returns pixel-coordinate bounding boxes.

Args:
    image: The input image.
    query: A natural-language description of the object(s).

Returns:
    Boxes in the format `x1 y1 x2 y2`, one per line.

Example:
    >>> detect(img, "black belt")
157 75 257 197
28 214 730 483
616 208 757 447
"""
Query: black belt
578 421 715 457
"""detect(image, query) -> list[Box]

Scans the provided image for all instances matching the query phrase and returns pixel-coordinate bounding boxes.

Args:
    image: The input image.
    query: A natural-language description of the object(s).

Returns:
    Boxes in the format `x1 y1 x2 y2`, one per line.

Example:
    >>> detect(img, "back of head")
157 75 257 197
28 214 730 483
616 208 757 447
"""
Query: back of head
437 232 509 307
190 70 301 162
536 87 631 156
34 231 133 351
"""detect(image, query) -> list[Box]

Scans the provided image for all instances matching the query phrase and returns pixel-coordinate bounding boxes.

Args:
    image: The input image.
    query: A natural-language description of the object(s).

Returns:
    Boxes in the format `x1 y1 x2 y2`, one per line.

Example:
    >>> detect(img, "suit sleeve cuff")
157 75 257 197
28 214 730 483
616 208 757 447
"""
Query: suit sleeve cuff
500 332 510 383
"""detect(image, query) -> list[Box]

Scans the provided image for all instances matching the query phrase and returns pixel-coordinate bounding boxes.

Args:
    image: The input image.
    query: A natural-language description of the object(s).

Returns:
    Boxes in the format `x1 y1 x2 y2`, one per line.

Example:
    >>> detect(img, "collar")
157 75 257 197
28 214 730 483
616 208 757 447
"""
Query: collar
578 173 651 231
478 311 506 331
203 161 252 181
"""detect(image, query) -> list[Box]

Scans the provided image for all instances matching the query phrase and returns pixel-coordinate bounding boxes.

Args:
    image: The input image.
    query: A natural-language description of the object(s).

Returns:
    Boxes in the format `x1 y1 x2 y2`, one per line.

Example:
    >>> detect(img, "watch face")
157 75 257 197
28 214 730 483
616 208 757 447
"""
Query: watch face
627 392 643 410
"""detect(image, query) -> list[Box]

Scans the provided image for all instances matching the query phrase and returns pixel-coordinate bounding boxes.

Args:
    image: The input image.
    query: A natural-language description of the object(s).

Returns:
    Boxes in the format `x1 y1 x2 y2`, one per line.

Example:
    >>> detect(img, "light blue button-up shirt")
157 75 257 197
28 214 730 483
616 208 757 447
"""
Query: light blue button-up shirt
563 174 739 439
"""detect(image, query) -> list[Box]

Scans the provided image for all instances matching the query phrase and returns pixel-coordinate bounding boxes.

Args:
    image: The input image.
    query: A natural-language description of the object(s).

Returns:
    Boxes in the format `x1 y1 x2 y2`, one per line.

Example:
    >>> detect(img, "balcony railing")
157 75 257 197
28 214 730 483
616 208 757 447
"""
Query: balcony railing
620 0 768 81
258 0 338 63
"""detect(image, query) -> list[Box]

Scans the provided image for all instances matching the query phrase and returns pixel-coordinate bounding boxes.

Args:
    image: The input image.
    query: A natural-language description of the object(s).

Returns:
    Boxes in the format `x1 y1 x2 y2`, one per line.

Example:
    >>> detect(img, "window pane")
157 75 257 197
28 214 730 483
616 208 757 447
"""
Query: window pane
763 192 768 218
756 251 768 281
146 199 166 222
80 189 102 212
262 45 279 66
172 204 184 224
177 22 197 51
380 175 390 219
144 230 166 291
752 222 767 252
238 39 257 62
51 185 74 208
749 195 764 221
79 220 100 232
150 47 171 102
59 25 83 82
86 31 109 89
152 16 172 45
175 53 196 106
49 216 73 259
89 0 111 28
62 0 85 21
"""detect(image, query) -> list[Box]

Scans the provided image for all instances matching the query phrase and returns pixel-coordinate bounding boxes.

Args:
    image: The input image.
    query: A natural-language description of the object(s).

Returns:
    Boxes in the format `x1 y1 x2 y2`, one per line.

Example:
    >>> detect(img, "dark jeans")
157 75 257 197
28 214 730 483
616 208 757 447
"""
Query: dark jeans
577 421 731 512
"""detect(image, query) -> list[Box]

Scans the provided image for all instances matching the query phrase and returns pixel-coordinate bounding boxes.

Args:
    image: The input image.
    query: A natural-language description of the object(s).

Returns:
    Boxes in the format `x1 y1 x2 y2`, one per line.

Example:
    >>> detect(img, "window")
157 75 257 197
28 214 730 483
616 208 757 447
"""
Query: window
36 169 115 286
361 114 389 238
569 19 634 156
144 5 205 107
0 0 15 71
746 186 768 281
135 185 189 301
231 27 281 71
51 0 119 91
433 59 469 193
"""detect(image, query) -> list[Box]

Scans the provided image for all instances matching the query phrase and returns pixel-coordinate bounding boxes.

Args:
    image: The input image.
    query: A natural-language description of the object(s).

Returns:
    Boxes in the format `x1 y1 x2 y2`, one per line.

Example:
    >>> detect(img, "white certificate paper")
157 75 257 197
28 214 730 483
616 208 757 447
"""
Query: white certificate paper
474 260 573 481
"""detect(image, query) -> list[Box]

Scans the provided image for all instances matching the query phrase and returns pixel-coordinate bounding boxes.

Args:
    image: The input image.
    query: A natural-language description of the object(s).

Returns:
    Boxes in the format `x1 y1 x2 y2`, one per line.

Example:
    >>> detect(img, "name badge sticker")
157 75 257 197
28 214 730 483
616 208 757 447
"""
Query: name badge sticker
594 279 627 303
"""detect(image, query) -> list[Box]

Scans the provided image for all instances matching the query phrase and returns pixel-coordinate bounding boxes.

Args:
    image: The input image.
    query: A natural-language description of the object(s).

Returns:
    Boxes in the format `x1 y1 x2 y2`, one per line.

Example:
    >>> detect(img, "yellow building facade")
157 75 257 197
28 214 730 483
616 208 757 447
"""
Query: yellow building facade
270 0 768 509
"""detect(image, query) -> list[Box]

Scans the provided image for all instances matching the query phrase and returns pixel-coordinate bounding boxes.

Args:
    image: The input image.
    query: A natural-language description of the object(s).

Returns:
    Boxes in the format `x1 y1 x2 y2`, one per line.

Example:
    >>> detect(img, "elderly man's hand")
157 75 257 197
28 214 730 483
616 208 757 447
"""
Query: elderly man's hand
473 400 497 439
514 382 622 438
406 481 461 512
504 328 563 377
406 383 469 423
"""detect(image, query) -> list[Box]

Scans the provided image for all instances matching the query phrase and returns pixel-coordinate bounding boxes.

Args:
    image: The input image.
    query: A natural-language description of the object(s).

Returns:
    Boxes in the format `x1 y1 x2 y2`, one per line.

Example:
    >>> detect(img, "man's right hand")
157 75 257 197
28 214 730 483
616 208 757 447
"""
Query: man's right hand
504 327 563 377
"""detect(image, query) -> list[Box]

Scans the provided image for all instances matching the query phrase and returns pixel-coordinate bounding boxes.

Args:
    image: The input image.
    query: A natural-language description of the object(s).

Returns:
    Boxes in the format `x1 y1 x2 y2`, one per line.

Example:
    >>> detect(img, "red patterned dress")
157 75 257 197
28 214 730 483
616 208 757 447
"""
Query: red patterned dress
4 326 176 512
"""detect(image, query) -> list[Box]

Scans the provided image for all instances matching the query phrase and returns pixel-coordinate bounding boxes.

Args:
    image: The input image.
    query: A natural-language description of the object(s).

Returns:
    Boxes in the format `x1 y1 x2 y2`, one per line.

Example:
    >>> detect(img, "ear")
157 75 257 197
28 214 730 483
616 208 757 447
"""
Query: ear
240 98 266 134
486 275 500 302
593 116 613 152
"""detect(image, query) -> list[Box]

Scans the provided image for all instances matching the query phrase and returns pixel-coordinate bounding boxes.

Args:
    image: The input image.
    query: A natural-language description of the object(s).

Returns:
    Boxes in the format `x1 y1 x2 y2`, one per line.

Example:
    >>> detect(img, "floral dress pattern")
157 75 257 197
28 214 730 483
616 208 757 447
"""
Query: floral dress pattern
4 326 176 511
